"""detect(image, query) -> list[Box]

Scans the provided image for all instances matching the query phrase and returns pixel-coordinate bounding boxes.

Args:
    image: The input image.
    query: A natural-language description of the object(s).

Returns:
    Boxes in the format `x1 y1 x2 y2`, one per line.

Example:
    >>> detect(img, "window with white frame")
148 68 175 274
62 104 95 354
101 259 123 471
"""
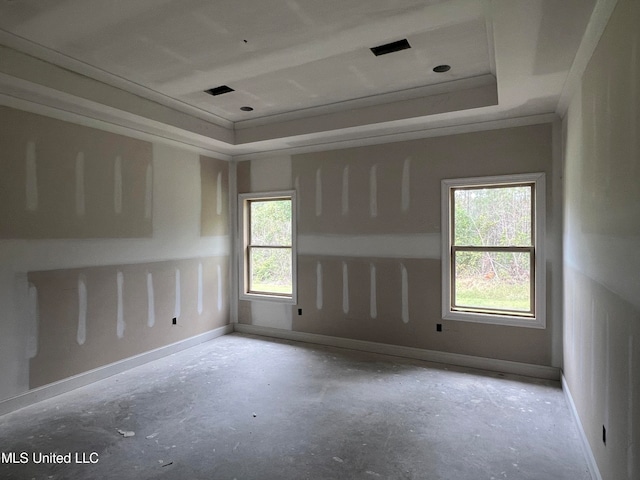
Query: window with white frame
239 191 296 302
441 173 545 328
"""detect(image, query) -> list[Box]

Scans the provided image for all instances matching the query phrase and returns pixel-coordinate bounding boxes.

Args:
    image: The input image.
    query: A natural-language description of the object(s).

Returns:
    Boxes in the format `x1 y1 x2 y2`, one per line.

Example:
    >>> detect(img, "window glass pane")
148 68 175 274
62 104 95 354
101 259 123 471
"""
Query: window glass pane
454 250 531 312
250 247 292 295
250 199 291 246
454 186 532 247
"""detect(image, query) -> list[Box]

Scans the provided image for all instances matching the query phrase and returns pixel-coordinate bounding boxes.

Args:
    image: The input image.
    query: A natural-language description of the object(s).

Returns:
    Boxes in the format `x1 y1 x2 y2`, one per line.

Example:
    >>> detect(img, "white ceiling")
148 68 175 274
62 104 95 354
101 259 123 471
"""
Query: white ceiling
0 0 599 158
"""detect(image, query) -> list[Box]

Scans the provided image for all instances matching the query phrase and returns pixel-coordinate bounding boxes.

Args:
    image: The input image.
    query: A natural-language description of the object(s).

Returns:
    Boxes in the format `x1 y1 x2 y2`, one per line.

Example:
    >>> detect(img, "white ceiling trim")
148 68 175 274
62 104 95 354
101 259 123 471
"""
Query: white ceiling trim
235 74 496 130
0 89 232 161
232 112 558 162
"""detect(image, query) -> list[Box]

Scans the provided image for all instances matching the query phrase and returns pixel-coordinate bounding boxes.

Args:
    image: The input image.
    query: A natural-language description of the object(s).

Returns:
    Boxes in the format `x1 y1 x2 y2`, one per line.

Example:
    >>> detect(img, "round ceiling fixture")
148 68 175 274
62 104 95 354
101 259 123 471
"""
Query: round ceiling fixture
433 64 451 73
240 106 254 112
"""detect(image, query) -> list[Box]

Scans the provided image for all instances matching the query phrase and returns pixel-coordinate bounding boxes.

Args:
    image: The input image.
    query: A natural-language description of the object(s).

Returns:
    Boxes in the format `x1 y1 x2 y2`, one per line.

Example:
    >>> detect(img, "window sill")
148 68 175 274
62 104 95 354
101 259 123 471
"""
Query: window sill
239 292 296 304
443 309 545 329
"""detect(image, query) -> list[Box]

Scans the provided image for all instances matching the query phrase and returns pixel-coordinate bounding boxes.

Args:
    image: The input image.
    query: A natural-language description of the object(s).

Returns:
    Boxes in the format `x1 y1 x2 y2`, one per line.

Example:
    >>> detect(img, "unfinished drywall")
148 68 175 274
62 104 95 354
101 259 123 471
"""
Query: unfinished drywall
27 257 228 388
0 107 152 239
563 0 640 478
0 106 231 403
200 156 229 237
238 123 561 367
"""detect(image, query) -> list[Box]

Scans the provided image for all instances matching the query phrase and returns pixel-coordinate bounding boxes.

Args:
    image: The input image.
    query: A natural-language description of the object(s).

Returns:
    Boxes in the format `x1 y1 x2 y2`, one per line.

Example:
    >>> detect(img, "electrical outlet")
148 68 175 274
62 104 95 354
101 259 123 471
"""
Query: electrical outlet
172 317 177 325
436 324 442 332
603 425 606 445
298 308 302 315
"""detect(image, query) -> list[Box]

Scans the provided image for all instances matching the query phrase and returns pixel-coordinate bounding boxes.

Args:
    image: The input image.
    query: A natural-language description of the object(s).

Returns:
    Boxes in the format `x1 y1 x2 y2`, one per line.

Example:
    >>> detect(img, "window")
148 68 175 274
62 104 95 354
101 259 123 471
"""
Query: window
441 173 545 328
239 191 296 302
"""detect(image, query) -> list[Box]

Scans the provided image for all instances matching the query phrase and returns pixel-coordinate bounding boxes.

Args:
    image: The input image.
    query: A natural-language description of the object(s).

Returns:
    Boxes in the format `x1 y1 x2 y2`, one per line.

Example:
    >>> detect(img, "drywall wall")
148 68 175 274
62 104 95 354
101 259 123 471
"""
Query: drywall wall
237 123 562 367
563 0 640 478
0 106 230 402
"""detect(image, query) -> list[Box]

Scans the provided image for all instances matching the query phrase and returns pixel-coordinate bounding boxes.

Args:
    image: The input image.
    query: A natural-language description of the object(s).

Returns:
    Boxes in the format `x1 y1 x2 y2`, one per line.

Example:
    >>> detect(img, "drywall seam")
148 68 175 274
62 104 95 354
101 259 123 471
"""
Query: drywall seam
369 165 377 218
229 161 239 324
562 375 603 480
401 263 409 324
217 264 223 312
144 162 153 220
316 261 323 310
146 271 155 327
401 156 411 212
77 274 87 345
233 324 561 380
369 263 377 319
216 171 222 215
341 165 349 216
315 167 322 216
116 270 125 338
114 155 123 215
25 140 38 212
342 261 349 314
0 325 234 417
75 152 85 217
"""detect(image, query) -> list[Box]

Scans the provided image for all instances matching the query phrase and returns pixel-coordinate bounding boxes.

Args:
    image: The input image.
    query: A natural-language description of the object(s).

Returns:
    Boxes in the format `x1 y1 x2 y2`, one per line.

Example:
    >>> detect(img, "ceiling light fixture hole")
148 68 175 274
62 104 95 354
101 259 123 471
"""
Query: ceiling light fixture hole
240 106 254 112
433 64 451 73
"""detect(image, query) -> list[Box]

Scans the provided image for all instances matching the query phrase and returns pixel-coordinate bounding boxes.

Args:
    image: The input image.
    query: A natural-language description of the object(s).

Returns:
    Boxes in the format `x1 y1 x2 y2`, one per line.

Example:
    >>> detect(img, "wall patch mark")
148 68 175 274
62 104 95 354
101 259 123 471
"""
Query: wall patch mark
147 272 155 327
75 152 86 217
197 262 204 315
401 263 409 324
369 165 377 218
316 261 323 310
342 261 349 314
77 274 87 345
25 141 38 212
370 263 377 319
114 155 123 215
116 271 125 338
315 167 322 216
401 157 411 212
342 165 349 215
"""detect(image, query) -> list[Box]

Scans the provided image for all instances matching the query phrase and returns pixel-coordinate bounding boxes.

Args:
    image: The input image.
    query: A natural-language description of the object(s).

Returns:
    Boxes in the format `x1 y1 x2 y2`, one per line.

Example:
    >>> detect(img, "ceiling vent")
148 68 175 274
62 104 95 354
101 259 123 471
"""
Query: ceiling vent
370 39 411 56
205 85 235 96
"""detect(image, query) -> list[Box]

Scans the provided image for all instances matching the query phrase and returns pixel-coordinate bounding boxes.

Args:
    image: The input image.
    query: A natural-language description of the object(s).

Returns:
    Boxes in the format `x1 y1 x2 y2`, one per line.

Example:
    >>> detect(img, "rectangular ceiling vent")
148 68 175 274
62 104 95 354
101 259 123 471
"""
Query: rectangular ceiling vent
205 85 235 96
370 39 411 56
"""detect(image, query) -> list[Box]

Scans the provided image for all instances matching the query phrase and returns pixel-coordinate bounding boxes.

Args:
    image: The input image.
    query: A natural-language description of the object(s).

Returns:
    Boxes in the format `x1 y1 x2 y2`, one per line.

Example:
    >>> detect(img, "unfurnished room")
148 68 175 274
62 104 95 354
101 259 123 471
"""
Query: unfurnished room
0 1 638 479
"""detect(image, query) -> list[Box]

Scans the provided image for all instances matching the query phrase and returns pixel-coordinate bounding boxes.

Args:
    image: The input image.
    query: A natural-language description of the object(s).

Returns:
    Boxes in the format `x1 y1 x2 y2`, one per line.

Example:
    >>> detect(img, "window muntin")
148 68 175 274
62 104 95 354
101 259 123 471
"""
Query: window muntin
239 192 296 302
442 174 545 328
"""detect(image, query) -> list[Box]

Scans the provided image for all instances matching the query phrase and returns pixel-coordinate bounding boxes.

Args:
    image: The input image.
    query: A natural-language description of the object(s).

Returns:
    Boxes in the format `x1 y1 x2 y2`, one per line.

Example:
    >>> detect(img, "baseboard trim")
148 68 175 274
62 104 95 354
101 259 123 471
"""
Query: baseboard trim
0 324 234 417
233 324 560 380
562 374 603 480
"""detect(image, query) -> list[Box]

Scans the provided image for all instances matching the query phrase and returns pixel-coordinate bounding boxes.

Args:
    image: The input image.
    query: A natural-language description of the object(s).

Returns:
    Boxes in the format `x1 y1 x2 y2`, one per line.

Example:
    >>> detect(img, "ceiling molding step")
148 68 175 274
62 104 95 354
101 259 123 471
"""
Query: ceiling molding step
0 29 234 129
235 76 498 144
232 112 558 162
0 91 233 161
235 74 496 130
0 45 235 146
556 0 619 115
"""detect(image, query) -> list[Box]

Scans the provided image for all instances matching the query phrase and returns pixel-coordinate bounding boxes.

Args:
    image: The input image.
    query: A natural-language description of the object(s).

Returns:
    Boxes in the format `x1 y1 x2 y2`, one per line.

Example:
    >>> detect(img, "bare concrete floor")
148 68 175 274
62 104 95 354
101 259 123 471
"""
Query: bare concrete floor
0 333 590 480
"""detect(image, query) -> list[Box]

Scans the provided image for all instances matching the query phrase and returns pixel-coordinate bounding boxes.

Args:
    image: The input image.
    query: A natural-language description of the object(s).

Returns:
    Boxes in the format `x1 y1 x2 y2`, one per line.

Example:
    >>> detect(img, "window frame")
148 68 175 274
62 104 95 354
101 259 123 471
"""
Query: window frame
238 190 297 304
441 173 546 329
